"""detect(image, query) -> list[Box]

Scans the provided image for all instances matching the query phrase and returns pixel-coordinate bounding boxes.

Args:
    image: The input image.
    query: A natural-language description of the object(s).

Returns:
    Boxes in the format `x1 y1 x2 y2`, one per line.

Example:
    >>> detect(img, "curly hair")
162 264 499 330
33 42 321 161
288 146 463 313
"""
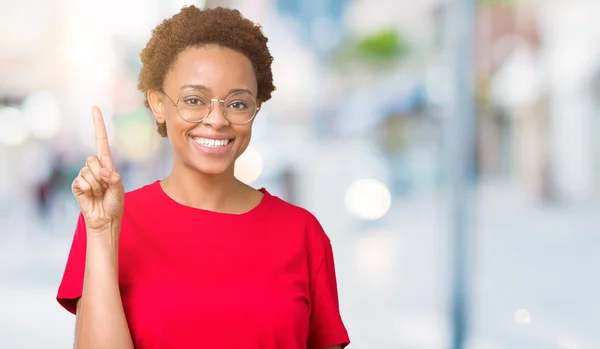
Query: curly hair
137 6 276 137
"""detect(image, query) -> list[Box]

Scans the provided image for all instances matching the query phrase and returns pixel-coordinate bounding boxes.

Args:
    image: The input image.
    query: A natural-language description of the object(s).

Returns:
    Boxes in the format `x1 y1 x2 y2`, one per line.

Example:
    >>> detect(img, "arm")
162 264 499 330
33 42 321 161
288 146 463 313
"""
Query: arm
72 107 132 349
74 223 133 349
324 346 342 349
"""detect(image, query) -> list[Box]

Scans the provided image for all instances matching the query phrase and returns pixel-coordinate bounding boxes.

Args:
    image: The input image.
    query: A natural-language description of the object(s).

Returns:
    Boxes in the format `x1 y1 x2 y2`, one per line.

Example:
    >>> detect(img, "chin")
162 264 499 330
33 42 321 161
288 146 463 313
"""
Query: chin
190 160 233 176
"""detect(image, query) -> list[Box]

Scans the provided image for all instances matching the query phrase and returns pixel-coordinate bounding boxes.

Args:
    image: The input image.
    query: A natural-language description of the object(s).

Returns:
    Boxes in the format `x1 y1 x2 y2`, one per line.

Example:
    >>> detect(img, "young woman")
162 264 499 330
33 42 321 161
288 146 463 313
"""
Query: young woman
56 6 350 349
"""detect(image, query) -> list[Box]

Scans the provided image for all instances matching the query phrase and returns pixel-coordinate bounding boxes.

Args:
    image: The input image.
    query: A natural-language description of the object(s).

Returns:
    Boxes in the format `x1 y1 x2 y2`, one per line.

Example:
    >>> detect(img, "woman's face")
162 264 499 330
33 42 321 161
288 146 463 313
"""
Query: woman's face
150 46 259 177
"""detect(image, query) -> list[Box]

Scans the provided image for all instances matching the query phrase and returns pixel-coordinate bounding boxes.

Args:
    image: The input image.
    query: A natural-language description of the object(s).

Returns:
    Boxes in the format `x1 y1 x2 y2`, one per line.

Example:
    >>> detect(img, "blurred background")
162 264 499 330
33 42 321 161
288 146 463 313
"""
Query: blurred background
1 0 599 348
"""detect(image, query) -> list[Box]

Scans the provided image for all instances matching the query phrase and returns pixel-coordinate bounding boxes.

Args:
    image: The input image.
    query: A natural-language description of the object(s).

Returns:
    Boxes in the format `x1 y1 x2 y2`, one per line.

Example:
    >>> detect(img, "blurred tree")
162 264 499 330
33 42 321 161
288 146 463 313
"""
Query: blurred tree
355 29 407 61
330 28 410 74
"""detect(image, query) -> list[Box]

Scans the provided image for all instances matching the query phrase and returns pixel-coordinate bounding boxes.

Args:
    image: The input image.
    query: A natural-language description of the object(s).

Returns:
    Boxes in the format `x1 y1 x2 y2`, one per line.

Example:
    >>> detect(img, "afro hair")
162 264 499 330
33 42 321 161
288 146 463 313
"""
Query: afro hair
137 6 275 137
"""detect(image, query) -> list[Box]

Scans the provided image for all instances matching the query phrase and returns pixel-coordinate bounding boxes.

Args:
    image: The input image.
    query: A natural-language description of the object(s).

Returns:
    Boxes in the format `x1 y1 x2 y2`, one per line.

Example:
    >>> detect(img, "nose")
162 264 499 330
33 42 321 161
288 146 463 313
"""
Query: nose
202 99 229 129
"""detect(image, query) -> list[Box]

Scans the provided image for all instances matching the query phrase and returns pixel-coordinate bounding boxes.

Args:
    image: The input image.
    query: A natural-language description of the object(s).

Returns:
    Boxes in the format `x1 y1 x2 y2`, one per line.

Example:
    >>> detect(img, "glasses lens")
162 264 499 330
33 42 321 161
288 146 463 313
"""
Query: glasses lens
176 92 211 122
224 91 257 124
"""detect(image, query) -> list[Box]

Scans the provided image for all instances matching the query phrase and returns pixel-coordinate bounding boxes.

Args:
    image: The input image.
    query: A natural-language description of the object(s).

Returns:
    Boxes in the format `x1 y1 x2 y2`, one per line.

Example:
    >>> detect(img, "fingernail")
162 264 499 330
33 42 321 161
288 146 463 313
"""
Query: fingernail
100 168 110 177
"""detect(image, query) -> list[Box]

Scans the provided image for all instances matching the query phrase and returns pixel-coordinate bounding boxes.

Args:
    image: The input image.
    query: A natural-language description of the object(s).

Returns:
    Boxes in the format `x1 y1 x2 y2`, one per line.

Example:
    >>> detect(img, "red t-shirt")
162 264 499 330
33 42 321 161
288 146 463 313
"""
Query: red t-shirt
57 180 350 349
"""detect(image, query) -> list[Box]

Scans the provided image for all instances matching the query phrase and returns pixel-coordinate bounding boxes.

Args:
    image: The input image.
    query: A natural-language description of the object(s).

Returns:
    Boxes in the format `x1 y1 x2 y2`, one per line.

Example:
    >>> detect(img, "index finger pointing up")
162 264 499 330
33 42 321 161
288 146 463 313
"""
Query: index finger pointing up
92 106 113 170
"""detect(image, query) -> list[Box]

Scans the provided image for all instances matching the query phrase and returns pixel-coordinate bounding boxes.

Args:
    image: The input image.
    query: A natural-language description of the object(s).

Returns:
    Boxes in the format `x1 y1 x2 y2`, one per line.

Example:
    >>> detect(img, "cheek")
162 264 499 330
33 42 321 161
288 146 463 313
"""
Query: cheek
234 127 252 153
164 118 178 140
165 111 189 137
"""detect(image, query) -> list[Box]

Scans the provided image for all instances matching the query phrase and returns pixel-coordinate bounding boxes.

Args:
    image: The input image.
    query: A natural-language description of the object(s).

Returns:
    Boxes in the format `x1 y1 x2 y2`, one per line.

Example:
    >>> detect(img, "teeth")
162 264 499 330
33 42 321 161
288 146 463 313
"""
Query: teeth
193 137 230 148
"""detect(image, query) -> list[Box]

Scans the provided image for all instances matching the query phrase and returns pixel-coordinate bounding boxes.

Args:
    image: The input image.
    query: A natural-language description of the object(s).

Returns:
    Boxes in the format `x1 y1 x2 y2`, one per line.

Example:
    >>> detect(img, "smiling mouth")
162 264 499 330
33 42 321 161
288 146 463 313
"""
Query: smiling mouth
192 137 233 148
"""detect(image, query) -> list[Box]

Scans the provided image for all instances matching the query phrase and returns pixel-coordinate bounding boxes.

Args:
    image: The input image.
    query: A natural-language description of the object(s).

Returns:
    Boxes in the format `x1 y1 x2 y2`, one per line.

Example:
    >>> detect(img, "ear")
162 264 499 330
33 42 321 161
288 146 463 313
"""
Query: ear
147 90 166 124
257 100 263 112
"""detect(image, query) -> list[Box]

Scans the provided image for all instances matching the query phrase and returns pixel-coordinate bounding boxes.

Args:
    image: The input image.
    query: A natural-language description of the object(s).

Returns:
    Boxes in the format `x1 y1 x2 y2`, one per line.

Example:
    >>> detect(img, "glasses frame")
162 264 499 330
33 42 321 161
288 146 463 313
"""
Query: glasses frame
161 89 260 125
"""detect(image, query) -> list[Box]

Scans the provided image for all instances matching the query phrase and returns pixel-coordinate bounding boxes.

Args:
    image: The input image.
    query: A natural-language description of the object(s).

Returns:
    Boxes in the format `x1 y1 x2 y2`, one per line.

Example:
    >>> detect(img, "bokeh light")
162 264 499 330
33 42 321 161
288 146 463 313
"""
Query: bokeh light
235 146 263 184
345 178 392 220
514 309 532 325
354 230 396 283
22 92 63 140
0 107 29 146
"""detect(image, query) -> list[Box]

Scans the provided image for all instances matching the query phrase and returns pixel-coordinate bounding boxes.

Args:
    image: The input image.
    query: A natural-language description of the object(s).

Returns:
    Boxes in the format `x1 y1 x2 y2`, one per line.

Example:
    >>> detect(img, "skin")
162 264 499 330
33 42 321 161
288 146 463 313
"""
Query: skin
71 46 342 349
72 107 132 349
147 45 263 214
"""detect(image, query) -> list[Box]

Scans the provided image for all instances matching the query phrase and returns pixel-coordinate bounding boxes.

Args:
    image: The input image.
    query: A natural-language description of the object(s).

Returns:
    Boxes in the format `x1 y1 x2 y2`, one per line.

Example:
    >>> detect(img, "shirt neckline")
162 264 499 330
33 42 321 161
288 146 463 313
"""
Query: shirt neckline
150 180 273 220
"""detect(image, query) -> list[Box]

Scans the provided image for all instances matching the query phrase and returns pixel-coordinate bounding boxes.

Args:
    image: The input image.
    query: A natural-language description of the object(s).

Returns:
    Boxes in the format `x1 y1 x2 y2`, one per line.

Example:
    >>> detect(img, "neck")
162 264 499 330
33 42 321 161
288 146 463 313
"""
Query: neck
161 163 244 212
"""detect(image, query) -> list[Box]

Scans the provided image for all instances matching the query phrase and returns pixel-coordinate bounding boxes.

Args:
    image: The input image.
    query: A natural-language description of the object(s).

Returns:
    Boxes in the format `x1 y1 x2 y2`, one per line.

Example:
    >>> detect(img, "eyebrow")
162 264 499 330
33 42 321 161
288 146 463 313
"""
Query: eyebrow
180 84 253 96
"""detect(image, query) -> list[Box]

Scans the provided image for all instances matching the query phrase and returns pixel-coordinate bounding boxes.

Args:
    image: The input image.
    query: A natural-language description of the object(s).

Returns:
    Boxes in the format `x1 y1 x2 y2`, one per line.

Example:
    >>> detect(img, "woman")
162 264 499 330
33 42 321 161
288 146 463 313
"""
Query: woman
56 5 350 349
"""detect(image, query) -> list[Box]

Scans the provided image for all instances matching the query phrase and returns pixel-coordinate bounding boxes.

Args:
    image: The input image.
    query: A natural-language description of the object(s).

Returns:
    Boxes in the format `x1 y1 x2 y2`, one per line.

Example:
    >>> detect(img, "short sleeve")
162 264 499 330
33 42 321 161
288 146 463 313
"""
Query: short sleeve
307 242 350 349
56 213 87 315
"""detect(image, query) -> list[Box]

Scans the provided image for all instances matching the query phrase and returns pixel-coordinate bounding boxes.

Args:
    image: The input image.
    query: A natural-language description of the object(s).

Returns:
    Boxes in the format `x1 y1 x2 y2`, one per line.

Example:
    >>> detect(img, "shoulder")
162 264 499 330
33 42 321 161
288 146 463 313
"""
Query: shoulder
124 180 159 201
263 190 334 279
121 180 162 215
264 189 331 245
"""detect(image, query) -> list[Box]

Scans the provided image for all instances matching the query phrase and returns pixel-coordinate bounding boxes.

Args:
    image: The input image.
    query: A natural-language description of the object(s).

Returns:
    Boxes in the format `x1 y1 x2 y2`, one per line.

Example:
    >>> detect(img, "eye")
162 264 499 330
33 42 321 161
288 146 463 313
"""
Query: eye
183 97 207 107
228 100 249 110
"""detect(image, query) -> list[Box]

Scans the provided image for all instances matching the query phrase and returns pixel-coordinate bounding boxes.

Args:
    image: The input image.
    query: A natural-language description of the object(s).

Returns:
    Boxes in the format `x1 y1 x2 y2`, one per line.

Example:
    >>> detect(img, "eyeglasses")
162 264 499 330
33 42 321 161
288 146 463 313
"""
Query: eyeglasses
162 89 259 125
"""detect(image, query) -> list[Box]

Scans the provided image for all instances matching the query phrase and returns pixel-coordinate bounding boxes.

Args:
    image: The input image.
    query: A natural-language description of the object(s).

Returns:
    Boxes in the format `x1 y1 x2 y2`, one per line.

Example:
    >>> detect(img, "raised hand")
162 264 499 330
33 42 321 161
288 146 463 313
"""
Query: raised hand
71 106 125 232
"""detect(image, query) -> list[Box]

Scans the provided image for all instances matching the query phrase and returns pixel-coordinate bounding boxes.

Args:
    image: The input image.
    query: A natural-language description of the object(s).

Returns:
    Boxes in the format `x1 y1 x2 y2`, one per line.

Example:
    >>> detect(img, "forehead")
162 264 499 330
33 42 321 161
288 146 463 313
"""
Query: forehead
166 46 258 95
